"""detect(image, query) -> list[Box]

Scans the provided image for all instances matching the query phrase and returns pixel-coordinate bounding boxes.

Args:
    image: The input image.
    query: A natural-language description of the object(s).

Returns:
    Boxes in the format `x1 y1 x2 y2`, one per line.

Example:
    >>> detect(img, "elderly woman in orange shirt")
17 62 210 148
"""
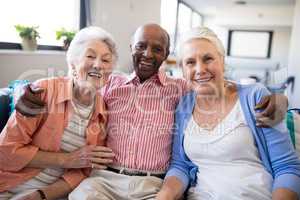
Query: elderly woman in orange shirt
0 26 117 200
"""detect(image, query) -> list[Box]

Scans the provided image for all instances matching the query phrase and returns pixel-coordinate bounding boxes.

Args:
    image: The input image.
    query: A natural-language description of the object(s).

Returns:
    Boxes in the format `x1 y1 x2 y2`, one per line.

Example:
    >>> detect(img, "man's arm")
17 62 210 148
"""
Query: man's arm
16 84 288 126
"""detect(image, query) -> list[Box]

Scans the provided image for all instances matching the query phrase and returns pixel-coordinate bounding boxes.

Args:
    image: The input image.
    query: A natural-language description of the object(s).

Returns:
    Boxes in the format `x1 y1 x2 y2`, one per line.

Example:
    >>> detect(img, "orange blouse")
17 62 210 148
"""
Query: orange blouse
0 77 107 192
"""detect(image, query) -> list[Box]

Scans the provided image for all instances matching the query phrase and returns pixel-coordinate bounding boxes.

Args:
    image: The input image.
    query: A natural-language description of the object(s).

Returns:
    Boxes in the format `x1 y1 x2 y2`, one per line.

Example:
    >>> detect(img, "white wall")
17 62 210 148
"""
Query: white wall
0 0 162 87
203 7 292 84
288 0 300 108
215 5 294 27
90 0 161 73
0 51 67 87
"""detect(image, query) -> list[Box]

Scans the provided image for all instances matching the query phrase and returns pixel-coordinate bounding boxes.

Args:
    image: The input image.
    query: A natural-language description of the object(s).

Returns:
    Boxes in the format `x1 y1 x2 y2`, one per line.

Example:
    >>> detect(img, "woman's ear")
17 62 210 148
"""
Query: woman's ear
70 63 78 79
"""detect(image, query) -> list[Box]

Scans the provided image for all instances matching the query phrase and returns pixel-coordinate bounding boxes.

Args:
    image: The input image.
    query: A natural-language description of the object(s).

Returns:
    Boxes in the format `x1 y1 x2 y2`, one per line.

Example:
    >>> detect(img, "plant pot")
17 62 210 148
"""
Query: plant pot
21 38 37 51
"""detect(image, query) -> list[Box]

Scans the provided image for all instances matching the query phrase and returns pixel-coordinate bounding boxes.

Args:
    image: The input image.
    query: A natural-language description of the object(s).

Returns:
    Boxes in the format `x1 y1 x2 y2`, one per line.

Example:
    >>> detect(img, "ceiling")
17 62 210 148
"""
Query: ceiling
183 0 296 16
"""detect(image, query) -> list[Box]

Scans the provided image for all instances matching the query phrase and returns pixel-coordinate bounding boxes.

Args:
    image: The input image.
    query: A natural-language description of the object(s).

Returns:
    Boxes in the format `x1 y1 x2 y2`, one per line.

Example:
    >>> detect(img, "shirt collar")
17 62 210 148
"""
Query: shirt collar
57 78 73 104
125 70 168 86
56 78 106 121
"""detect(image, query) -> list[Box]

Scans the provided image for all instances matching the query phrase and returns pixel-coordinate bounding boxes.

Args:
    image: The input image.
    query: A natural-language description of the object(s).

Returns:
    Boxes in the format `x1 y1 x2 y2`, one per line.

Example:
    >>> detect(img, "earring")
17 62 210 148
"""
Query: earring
72 66 78 80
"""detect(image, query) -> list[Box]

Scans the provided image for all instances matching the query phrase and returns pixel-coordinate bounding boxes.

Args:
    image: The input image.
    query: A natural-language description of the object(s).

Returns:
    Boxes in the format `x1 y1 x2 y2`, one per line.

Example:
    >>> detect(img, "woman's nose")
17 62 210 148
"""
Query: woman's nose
195 62 206 73
94 59 103 69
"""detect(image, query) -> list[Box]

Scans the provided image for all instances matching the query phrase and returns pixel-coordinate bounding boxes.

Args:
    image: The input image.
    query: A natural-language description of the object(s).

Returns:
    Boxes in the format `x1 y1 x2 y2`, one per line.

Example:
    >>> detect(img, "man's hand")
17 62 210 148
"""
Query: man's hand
255 94 288 127
15 84 46 117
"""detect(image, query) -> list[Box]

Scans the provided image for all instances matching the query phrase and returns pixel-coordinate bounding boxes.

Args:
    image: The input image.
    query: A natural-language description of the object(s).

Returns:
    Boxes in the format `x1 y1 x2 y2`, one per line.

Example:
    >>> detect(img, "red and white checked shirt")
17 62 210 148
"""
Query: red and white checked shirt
103 71 187 172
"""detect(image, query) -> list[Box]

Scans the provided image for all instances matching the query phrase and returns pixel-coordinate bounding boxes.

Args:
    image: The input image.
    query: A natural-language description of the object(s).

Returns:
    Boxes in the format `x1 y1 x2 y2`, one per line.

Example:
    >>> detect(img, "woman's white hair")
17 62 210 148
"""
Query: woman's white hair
66 26 118 67
177 27 225 63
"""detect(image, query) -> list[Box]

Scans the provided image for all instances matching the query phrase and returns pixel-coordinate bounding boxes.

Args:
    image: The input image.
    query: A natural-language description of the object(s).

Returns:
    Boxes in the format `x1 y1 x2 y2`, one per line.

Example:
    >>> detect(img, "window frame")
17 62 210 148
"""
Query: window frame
173 0 204 53
227 29 273 59
0 0 85 51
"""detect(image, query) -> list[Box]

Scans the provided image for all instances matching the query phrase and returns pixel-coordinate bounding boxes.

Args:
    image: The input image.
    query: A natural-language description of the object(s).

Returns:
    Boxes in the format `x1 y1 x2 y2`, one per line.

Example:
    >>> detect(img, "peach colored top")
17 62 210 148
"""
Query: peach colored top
0 77 107 192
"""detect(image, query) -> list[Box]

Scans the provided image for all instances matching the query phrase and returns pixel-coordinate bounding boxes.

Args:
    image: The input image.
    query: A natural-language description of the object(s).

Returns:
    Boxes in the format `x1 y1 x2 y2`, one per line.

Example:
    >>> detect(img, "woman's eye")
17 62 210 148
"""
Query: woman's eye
87 55 95 59
185 60 195 66
102 59 110 63
204 57 213 63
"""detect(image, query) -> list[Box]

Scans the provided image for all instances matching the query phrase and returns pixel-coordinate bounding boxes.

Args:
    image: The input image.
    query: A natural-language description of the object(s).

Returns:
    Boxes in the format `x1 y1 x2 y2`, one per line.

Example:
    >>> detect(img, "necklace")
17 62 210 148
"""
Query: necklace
71 95 95 122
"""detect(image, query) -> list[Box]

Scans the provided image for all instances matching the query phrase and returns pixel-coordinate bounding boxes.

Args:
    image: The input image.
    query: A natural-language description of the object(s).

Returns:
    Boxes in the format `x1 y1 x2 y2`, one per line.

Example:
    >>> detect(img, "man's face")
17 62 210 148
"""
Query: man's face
131 26 169 82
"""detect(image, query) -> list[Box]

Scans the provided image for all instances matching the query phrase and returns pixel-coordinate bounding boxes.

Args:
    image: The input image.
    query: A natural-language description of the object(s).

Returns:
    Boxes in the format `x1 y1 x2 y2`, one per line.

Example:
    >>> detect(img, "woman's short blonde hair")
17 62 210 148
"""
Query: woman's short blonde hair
177 27 225 63
66 26 118 67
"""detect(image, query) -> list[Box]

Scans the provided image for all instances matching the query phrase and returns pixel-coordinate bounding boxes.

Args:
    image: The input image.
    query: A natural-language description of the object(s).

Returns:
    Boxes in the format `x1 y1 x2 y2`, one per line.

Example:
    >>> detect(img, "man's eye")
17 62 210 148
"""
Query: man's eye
87 55 95 58
135 44 145 50
153 47 162 53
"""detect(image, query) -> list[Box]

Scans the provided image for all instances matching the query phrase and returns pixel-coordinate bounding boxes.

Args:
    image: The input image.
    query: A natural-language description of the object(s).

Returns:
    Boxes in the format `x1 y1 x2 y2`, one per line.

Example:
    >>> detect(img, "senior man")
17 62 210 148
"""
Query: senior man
15 24 288 200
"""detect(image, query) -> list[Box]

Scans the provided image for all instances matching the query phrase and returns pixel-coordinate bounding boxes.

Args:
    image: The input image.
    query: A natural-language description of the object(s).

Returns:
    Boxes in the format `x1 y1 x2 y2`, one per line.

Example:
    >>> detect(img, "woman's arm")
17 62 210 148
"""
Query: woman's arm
253 85 300 199
156 177 185 200
158 105 196 199
15 179 72 200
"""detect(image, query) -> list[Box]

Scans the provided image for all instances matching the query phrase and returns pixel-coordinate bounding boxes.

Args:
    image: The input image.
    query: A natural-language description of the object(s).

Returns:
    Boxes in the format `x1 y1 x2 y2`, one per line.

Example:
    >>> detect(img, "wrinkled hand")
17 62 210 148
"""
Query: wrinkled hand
15 83 46 117
62 145 115 169
156 191 174 200
13 191 42 200
255 94 288 127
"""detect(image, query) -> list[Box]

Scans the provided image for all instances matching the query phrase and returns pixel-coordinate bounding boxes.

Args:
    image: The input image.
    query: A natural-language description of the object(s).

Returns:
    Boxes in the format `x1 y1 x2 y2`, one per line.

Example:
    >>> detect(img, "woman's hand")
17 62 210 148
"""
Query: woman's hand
156 191 175 200
62 145 115 169
272 188 298 200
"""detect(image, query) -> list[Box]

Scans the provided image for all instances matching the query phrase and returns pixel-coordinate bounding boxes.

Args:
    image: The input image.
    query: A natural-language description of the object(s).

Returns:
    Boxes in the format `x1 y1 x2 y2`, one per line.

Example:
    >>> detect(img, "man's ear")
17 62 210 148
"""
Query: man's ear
130 44 133 52
164 49 170 60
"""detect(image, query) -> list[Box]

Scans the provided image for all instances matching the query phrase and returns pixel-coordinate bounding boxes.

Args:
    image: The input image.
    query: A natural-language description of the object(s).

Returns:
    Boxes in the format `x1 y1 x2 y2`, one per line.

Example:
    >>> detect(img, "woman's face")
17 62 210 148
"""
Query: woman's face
181 39 224 96
73 40 114 90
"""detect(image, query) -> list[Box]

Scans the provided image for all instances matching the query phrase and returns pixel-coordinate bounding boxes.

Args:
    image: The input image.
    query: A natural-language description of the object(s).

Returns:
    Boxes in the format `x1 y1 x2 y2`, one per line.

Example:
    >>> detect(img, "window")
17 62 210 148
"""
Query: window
177 3 193 35
161 0 203 53
0 0 80 49
160 0 178 52
192 12 203 28
227 30 273 58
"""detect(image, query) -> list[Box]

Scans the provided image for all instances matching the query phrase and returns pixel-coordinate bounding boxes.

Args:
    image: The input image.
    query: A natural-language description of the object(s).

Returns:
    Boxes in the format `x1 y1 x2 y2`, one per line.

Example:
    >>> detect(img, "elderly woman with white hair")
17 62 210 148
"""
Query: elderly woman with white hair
0 26 117 200
157 27 300 200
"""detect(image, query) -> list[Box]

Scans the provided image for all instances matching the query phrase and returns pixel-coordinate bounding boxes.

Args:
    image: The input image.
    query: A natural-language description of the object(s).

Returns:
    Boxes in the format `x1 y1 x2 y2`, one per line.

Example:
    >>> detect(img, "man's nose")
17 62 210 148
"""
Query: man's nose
143 46 153 58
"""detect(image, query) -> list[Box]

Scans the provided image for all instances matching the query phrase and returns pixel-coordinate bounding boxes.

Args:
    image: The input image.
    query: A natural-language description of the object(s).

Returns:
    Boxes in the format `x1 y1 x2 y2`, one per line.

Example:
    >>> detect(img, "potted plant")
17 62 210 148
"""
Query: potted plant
15 25 40 51
56 28 76 50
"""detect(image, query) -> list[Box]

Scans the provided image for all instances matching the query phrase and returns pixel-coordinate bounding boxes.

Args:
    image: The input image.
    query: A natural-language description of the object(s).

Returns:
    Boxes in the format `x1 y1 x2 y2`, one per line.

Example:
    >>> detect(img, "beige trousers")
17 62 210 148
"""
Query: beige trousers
69 169 163 200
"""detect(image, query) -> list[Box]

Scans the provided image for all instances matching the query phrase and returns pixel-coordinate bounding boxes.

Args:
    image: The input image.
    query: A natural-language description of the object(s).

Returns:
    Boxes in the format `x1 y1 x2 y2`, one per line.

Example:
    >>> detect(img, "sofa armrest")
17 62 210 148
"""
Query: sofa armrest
0 88 11 132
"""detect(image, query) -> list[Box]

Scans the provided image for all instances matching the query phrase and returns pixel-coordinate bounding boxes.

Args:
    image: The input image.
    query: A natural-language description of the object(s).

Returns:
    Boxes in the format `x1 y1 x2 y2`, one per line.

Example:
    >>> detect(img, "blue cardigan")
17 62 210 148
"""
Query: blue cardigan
165 83 300 197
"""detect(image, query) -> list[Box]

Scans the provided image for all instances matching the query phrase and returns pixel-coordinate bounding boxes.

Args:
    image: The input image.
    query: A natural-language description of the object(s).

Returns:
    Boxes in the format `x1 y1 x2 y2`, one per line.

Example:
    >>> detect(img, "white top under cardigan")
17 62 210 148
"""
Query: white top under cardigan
184 99 273 200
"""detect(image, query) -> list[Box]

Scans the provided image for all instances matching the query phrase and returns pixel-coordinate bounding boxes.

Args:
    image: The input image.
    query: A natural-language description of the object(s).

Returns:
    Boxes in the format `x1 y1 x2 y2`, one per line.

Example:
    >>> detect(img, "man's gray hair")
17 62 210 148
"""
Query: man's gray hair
177 27 225 63
66 26 118 66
